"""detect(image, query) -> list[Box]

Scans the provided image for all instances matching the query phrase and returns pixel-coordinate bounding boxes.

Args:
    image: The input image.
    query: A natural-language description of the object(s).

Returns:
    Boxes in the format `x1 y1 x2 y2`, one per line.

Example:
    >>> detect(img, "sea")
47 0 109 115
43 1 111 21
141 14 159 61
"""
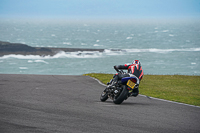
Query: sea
0 19 200 75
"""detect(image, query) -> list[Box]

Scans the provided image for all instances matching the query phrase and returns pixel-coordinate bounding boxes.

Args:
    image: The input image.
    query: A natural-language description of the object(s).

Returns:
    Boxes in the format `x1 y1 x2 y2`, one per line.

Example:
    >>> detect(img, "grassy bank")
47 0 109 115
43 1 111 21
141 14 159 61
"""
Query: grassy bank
84 73 200 106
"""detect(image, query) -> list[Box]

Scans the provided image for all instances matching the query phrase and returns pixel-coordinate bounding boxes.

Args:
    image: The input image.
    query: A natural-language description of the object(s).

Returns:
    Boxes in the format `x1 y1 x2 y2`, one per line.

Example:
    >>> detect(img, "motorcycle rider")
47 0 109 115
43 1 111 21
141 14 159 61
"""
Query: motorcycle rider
108 60 144 97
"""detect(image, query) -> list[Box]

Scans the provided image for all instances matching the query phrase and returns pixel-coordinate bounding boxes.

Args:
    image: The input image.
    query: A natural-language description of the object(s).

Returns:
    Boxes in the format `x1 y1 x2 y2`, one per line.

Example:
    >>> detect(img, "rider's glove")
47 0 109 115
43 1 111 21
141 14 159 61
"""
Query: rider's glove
114 66 119 72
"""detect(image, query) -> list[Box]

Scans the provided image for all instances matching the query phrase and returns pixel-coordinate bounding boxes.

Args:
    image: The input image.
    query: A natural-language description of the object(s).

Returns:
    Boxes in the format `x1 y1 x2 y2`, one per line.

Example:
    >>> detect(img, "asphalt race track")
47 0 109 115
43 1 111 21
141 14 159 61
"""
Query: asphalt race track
0 74 200 133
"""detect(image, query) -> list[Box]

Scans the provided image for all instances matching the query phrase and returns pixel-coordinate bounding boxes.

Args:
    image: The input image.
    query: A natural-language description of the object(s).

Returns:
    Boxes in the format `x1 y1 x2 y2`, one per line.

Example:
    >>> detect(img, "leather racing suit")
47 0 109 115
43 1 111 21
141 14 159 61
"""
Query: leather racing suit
113 63 144 96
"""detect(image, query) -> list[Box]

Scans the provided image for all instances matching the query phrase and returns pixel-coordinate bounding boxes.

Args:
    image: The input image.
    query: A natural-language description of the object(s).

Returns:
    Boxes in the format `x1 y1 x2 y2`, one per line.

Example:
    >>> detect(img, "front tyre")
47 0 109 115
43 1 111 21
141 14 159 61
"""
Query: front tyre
100 88 108 102
113 85 128 104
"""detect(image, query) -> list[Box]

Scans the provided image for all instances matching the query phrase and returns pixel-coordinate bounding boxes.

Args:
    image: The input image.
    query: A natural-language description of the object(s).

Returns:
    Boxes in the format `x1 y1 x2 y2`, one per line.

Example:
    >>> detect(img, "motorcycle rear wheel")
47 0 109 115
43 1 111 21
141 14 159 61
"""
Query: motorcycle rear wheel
100 88 108 102
113 85 128 104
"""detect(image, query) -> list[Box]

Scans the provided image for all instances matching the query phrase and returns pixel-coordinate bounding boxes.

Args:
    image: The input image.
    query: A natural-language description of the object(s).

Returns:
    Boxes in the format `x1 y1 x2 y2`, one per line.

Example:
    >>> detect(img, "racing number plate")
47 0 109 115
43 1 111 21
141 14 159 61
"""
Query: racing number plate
127 80 135 89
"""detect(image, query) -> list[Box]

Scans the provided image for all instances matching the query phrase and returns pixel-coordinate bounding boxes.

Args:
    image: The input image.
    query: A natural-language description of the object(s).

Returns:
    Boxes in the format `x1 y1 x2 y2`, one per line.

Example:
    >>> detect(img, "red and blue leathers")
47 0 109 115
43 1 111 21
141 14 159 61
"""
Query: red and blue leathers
115 63 144 80
113 62 144 97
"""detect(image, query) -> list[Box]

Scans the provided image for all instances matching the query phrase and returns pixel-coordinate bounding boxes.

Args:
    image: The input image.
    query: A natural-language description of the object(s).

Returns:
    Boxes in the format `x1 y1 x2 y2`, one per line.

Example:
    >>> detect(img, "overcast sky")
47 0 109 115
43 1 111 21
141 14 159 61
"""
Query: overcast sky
0 0 200 20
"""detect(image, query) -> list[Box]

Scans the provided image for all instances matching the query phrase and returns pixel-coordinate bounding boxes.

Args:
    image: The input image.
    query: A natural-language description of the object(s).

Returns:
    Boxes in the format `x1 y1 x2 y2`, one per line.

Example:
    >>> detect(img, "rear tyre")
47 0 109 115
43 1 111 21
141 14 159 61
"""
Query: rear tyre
113 85 128 104
100 88 108 102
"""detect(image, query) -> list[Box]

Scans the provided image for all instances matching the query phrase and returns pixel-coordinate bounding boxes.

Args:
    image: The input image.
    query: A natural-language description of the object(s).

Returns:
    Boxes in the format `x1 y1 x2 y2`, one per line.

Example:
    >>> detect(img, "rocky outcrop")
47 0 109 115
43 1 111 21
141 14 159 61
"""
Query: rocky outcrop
0 41 104 56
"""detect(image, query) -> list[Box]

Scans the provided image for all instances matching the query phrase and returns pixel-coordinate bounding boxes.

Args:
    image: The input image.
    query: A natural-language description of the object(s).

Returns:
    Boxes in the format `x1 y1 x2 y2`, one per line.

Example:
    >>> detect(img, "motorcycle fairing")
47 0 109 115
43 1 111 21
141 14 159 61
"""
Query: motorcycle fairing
121 73 140 84
121 77 137 84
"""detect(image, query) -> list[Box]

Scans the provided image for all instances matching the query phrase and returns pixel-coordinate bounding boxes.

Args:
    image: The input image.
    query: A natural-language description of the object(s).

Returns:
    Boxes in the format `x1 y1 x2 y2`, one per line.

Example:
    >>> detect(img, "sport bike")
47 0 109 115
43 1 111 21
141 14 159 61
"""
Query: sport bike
100 69 139 104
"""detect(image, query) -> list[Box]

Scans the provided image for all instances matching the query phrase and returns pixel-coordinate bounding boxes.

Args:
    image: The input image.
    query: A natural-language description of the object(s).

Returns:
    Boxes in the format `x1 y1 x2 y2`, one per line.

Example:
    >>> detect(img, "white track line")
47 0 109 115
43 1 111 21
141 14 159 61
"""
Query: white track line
90 76 107 87
89 76 200 108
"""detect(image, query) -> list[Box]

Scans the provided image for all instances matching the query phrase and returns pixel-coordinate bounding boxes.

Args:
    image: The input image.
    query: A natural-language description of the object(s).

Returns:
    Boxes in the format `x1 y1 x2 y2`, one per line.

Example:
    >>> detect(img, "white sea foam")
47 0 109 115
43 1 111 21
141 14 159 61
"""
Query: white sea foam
191 62 196 65
19 67 28 69
104 49 125 55
63 42 72 45
93 44 101 47
0 51 103 59
81 43 87 45
1 48 199 60
54 51 103 58
124 48 200 53
162 30 169 32
34 60 49 64
126 37 133 39
1 54 48 59
28 60 33 63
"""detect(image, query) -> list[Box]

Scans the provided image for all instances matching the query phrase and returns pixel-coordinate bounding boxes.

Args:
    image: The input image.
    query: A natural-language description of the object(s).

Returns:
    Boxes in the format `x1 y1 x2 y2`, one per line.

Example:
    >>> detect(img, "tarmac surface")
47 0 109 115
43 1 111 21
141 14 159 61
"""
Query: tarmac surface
0 74 200 133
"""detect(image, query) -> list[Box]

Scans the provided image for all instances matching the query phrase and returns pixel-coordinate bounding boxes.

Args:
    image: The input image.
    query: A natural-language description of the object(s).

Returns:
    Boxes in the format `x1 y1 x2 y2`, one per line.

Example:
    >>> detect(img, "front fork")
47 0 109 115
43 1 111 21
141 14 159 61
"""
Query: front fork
107 79 113 85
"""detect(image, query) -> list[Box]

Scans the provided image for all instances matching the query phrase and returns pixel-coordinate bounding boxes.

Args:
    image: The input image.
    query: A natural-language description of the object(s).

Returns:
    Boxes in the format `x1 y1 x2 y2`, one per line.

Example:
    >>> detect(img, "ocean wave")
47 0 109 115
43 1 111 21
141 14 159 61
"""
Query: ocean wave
93 44 102 47
27 60 49 64
1 48 199 59
104 49 126 55
19 67 28 69
124 48 200 53
53 51 102 58
104 47 200 54
1 54 48 59
0 51 103 59
35 60 49 64
62 42 72 45
162 30 169 32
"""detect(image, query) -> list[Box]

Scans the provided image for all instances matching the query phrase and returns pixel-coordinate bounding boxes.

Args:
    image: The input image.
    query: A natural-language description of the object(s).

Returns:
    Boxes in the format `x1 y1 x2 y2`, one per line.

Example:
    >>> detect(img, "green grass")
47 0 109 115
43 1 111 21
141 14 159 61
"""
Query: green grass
84 73 200 106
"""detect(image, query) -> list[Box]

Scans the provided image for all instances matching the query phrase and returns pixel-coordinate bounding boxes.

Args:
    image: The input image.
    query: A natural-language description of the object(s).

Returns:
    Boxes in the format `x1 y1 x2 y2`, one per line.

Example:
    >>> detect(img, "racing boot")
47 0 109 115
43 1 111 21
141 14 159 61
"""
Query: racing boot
131 85 139 97
131 92 139 97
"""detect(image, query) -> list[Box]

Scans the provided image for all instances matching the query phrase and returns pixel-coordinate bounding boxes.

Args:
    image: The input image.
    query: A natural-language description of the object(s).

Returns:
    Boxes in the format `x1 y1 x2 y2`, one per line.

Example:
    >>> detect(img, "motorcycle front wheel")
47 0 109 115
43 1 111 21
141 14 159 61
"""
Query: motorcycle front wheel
100 88 108 102
113 85 128 104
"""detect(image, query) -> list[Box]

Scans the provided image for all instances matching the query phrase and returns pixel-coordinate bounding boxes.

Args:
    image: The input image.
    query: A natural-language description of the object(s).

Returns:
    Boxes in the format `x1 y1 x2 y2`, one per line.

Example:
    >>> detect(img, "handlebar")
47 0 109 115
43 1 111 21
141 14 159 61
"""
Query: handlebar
114 66 119 72
114 66 125 74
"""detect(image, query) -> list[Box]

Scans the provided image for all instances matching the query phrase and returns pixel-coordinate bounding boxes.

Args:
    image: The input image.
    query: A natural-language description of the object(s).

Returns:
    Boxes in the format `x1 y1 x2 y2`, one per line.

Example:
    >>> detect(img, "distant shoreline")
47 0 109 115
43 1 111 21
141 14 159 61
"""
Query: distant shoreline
0 41 104 56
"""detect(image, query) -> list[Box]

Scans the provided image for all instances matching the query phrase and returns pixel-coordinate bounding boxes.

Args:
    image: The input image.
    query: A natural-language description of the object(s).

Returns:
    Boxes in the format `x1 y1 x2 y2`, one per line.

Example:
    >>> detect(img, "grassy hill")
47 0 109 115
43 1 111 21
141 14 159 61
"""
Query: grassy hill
84 73 200 106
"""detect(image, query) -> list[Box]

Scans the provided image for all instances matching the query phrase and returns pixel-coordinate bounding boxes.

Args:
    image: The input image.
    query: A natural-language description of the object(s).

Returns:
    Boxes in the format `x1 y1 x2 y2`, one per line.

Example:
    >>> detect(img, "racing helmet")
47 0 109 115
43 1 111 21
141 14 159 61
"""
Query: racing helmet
132 60 140 65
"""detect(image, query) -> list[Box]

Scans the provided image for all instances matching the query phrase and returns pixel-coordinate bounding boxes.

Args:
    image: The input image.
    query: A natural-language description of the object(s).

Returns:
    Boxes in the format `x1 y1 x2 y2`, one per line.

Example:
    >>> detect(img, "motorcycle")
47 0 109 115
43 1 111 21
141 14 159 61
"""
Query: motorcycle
100 69 139 104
